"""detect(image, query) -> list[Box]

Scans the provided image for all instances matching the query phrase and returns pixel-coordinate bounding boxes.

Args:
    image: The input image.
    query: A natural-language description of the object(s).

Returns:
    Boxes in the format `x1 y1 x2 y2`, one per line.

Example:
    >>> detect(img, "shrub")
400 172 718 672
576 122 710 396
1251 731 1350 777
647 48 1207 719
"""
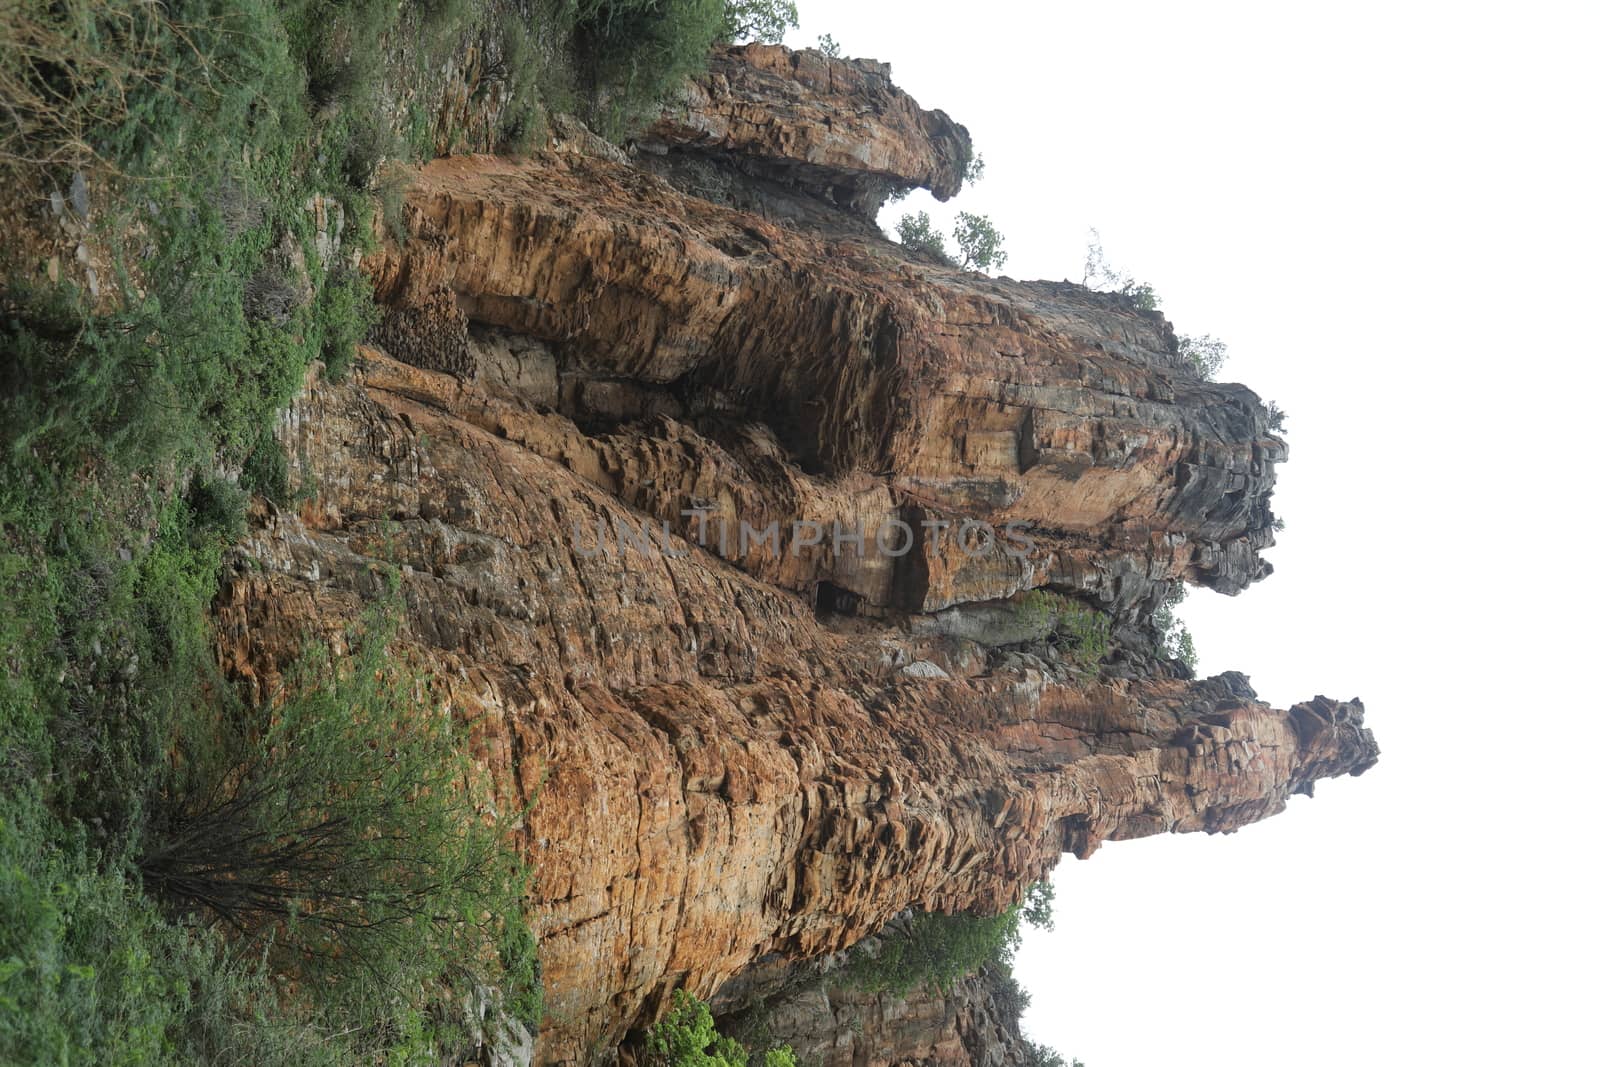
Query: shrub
962 150 986 185
953 212 1008 273
1153 585 1198 671
895 211 1008 274
318 268 381 381
645 990 796 1067
1177 333 1228 381
1020 879 1055 931
896 211 952 263
185 474 249 544
837 881 1054 998
139 606 541 1047
815 33 841 57
574 0 726 137
721 0 797 43
838 910 1020 997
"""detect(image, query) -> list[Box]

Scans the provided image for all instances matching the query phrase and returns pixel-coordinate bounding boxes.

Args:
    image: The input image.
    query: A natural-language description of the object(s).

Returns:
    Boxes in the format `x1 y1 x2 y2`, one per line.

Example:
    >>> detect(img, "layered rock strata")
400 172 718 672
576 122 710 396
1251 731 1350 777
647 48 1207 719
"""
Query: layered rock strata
218 44 1377 1065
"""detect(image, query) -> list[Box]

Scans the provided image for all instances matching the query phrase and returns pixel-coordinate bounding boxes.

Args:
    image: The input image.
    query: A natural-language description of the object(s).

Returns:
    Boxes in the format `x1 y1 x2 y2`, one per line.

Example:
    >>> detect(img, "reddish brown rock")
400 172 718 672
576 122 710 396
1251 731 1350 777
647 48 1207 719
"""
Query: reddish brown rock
643 44 972 213
217 43 1376 1067
216 348 1372 1063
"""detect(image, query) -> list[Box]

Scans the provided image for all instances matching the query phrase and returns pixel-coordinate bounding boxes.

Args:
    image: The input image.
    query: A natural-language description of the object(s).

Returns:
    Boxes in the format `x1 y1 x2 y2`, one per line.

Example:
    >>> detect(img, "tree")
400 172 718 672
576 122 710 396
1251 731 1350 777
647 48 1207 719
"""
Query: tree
896 211 951 263
1081 229 1160 309
815 33 841 57
953 211 1007 273
962 150 986 185
722 0 797 43
1177 333 1228 380
1152 585 1198 671
645 990 796 1067
1265 401 1288 431
1021 879 1055 931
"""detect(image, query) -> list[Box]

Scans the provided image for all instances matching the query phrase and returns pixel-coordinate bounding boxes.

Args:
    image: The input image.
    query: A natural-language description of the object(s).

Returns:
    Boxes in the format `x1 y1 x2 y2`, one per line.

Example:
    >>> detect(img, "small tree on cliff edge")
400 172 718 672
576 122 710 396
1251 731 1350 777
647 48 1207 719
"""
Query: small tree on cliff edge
953 211 1007 273
722 0 798 42
896 211 951 263
896 211 1009 275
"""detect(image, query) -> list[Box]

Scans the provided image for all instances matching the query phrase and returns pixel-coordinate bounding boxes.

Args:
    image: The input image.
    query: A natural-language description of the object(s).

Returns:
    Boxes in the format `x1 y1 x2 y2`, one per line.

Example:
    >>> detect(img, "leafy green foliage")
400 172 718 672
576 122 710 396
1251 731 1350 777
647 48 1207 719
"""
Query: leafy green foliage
572 0 727 136
721 0 797 43
962 150 987 186
837 883 1052 997
815 32 841 57
1177 333 1228 381
896 210 952 263
1012 591 1111 672
1 0 553 1058
1153 586 1198 671
143 607 540 1031
895 211 1008 274
318 268 381 381
953 211 1007 273
1021 880 1055 931
645 990 796 1067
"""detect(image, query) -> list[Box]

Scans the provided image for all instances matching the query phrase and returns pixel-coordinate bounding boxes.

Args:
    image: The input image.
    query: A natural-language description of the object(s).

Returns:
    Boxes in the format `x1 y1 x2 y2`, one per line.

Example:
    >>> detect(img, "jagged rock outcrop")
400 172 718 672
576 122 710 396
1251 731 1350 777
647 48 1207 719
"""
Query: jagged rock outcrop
708 962 1033 1067
642 44 972 216
217 44 1376 1065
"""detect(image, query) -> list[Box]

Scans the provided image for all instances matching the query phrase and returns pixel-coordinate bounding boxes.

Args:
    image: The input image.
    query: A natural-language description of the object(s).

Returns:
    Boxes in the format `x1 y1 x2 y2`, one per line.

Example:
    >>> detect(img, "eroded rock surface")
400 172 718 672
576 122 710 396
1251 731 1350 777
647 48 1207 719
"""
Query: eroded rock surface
218 43 1376 1066
642 43 972 215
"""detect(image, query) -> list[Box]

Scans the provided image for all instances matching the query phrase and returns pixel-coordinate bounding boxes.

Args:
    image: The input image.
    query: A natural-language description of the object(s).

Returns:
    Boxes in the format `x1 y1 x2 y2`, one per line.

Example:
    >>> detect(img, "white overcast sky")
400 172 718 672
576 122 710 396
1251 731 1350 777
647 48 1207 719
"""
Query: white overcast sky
783 2 1598 1064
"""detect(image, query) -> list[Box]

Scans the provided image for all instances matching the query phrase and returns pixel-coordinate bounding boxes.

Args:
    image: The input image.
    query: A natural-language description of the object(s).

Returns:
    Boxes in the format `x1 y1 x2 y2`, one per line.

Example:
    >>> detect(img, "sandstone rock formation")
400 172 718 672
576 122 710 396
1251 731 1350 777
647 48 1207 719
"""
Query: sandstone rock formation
215 44 1377 1065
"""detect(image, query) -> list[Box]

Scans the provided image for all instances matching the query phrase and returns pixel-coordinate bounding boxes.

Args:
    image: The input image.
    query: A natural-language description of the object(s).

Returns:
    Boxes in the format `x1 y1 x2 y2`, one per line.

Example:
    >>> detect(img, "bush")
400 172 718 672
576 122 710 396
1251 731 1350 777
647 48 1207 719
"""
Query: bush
318 268 381 381
1153 586 1198 671
838 910 1019 997
1177 333 1228 381
139 606 541 1048
645 990 796 1067
573 0 726 136
721 0 797 43
953 211 1007 273
185 474 249 543
837 881 1053 998
0 783 364 1065
895 211 952 263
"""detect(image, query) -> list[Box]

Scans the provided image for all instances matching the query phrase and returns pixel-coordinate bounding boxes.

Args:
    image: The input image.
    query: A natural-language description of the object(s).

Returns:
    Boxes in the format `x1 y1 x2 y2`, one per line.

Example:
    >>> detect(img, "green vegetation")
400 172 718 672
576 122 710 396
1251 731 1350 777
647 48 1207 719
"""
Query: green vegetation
896 210 950 261
836 881 1054 997
815 32 842 57
645 990 797 1067
573 0 727 135
894 210 1009 274
1080 229 1161 311
0 0 590 1058
962 150 987 186
953 211 1008 272
1013 591 1112 672
569 0 795 137
721 0 797 42
142 608 542 1042
1153 586 1198 671
1177 333 1228 381
1082 231 1240 383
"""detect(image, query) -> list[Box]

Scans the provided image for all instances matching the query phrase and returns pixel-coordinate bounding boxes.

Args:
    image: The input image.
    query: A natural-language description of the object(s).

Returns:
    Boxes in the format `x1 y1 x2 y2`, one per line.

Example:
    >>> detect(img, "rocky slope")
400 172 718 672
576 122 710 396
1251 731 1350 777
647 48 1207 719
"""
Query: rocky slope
216 44 1377 1065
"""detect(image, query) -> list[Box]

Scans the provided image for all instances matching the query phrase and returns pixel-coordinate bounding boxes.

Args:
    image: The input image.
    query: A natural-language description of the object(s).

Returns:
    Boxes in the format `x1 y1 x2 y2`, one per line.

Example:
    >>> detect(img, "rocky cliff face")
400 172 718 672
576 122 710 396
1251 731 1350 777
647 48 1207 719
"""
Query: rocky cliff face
216 45 1376 1065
